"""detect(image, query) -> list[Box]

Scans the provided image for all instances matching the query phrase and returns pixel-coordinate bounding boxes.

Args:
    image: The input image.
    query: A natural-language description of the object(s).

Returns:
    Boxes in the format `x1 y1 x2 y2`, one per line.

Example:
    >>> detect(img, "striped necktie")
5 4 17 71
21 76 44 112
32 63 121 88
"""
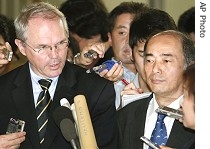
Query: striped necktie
36 79 52 144
149 113 168 149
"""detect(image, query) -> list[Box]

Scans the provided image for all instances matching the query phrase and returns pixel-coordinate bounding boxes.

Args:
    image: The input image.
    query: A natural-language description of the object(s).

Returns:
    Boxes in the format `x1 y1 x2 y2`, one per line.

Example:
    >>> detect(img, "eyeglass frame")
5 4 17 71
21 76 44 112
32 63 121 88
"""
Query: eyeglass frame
20 39 69 54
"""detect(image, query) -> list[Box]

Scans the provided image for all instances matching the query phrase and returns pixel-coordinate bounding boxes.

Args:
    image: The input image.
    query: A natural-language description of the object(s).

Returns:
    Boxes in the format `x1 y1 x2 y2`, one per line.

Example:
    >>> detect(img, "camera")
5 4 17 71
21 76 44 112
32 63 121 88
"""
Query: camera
6 118 25 134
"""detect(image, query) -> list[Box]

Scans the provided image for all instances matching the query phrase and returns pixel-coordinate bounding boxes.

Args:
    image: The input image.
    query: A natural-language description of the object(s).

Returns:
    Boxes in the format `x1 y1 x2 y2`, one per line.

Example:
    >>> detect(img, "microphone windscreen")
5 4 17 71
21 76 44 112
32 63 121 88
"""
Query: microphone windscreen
60 118 77 141
74 95 98 149
53 106 74 127
60 98 71 109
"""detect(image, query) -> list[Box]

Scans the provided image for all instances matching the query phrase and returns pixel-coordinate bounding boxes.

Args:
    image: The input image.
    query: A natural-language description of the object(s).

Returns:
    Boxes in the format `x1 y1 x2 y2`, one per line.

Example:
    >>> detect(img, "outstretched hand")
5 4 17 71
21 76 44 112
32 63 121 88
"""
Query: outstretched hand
99 62 124 82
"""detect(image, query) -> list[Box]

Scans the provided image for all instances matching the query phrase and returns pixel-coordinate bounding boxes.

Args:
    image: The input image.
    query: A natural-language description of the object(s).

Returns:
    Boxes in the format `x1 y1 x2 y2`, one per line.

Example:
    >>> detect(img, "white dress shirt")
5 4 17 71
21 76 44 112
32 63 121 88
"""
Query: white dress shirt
29 64 59 107
143 93 183 149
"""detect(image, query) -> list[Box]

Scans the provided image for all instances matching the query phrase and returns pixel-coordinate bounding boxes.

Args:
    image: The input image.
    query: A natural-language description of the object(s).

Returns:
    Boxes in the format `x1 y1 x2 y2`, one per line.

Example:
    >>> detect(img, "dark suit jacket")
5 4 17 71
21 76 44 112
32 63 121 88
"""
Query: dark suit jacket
117 94 195 149
0 62 118 149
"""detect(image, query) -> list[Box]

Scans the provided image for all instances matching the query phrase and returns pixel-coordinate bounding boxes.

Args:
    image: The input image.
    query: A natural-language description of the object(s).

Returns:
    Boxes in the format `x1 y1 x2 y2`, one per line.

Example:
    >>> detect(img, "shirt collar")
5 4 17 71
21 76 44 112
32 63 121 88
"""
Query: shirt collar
148 93 183 117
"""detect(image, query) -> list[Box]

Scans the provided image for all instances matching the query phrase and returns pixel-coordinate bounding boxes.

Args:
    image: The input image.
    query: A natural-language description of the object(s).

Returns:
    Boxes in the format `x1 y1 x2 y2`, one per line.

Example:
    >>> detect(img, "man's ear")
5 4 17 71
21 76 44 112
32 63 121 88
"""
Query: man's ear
108 32 112 46
15 39 26 56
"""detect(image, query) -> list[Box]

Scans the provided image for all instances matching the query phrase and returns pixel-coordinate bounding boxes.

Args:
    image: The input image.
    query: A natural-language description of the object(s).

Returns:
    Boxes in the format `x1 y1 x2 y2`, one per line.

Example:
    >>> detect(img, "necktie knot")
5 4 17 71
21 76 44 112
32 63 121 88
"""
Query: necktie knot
38 79 52 90
157 114 166 122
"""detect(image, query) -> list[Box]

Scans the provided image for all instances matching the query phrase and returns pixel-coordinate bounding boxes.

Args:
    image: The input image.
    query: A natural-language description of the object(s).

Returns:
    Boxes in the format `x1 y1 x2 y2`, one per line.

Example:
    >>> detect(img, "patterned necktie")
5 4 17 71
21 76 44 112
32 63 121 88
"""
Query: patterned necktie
149 113 168 148
36 79 52 144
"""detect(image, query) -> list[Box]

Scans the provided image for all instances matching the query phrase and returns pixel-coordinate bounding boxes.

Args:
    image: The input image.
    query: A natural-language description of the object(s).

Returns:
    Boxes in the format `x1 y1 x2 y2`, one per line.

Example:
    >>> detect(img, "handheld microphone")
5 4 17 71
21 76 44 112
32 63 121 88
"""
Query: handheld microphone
60 98 78 129
53 106 80 149
60 98 71 109
74 95 98 149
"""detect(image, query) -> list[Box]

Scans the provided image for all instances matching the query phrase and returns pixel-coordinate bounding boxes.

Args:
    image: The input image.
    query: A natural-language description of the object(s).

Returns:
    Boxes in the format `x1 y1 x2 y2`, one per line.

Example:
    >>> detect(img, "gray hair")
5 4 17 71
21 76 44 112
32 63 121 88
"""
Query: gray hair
14 2 69 41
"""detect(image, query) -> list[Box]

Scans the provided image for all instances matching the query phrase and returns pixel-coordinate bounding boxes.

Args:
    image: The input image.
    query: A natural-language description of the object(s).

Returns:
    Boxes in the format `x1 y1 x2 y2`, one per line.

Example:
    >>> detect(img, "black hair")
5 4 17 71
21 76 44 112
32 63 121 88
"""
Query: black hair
178 7 195 34
0 14 19 59
129 8 177 50
59 0 109 42
108 2 149 32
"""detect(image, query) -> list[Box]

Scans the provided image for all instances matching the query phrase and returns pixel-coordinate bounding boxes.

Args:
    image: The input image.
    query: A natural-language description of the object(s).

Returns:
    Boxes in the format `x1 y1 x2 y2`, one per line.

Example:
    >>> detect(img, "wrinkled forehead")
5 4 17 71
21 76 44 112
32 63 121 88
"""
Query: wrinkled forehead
150 33 181 43
146 34 182 52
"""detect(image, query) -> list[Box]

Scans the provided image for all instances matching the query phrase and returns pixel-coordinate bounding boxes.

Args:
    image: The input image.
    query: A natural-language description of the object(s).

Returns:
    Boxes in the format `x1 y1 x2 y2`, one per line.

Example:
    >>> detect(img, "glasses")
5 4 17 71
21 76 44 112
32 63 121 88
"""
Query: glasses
21 39 69 55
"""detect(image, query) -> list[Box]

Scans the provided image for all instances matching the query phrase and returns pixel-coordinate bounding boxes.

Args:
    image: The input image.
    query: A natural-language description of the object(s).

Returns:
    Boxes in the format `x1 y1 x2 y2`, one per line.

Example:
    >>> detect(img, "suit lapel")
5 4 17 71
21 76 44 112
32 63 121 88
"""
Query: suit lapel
12 63 40 149
132 96 152 148
167 120 195 147
11 62 80 148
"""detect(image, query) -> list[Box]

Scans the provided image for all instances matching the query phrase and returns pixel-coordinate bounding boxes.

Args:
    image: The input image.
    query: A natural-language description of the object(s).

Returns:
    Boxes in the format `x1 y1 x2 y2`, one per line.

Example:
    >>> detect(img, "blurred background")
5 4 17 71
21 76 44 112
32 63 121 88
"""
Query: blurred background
0 0 194 25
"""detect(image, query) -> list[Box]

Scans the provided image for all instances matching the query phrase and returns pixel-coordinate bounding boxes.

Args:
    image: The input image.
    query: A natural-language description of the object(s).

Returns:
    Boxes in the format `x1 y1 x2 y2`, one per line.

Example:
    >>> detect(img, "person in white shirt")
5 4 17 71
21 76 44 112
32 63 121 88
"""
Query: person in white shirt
108 2 149 109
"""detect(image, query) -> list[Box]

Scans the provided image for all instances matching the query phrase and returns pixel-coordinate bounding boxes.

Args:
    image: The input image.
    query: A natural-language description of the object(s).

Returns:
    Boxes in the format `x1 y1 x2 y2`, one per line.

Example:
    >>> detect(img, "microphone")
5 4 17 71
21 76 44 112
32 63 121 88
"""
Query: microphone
53 106 80 149
60 98 78 126
60 98 71 109
74 95 98 149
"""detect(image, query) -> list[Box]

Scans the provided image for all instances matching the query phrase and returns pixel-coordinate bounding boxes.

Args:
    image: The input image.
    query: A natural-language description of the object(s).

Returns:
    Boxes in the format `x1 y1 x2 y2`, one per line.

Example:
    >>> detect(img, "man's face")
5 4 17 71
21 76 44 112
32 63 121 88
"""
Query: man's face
133 40 146 81
109 13 134 64
180 83 195 129
144 34 185 97
17 17 68 78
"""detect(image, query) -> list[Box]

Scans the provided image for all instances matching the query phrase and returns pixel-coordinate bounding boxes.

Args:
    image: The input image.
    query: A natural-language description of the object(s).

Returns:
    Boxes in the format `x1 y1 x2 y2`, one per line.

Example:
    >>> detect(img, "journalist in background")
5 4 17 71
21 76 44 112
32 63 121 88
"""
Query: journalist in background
0 2 118 149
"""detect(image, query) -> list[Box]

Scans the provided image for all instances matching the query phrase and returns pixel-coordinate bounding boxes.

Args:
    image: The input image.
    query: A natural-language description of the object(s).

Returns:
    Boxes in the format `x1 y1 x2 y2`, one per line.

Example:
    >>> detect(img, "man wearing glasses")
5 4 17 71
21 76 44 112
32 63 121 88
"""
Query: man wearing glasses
0 2 118 149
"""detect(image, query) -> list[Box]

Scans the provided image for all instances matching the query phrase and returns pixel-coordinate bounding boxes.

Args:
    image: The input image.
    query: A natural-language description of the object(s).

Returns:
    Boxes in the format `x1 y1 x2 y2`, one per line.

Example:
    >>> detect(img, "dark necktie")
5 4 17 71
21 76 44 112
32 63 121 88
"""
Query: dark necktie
149 113 168 148
36 79 52 144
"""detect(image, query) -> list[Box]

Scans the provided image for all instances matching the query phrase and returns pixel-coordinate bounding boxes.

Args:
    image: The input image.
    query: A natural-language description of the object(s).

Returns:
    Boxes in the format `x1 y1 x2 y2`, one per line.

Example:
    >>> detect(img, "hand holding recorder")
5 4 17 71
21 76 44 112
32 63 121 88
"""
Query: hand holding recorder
74 42 106 67
0 132 26 149
86 60 124 82
0 118 26 148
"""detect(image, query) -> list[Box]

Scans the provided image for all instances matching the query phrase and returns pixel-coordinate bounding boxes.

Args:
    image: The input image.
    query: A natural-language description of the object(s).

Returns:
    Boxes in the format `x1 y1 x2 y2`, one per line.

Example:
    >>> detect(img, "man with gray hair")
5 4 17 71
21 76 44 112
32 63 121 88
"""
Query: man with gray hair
0 2 118 149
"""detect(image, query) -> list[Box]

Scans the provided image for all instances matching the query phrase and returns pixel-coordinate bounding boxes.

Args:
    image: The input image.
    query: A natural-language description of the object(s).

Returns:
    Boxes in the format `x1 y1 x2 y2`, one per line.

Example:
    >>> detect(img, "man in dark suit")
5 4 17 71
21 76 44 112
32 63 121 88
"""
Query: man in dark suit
117 30 195 149
0 2 118 149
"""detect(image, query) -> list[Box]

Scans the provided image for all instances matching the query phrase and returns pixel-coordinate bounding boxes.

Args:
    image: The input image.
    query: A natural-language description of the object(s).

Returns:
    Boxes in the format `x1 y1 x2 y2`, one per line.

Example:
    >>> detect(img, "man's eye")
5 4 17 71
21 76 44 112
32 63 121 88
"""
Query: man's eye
56 41 63 45
39 46 48 50
146 59 153 63
164 60 171 63
138 51 144 57
119 31 126 35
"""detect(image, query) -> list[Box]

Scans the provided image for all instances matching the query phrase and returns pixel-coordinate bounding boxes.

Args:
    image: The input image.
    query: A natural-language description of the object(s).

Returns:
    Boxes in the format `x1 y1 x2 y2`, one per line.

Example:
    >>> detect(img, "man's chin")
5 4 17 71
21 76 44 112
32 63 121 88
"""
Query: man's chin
47 69 62 78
